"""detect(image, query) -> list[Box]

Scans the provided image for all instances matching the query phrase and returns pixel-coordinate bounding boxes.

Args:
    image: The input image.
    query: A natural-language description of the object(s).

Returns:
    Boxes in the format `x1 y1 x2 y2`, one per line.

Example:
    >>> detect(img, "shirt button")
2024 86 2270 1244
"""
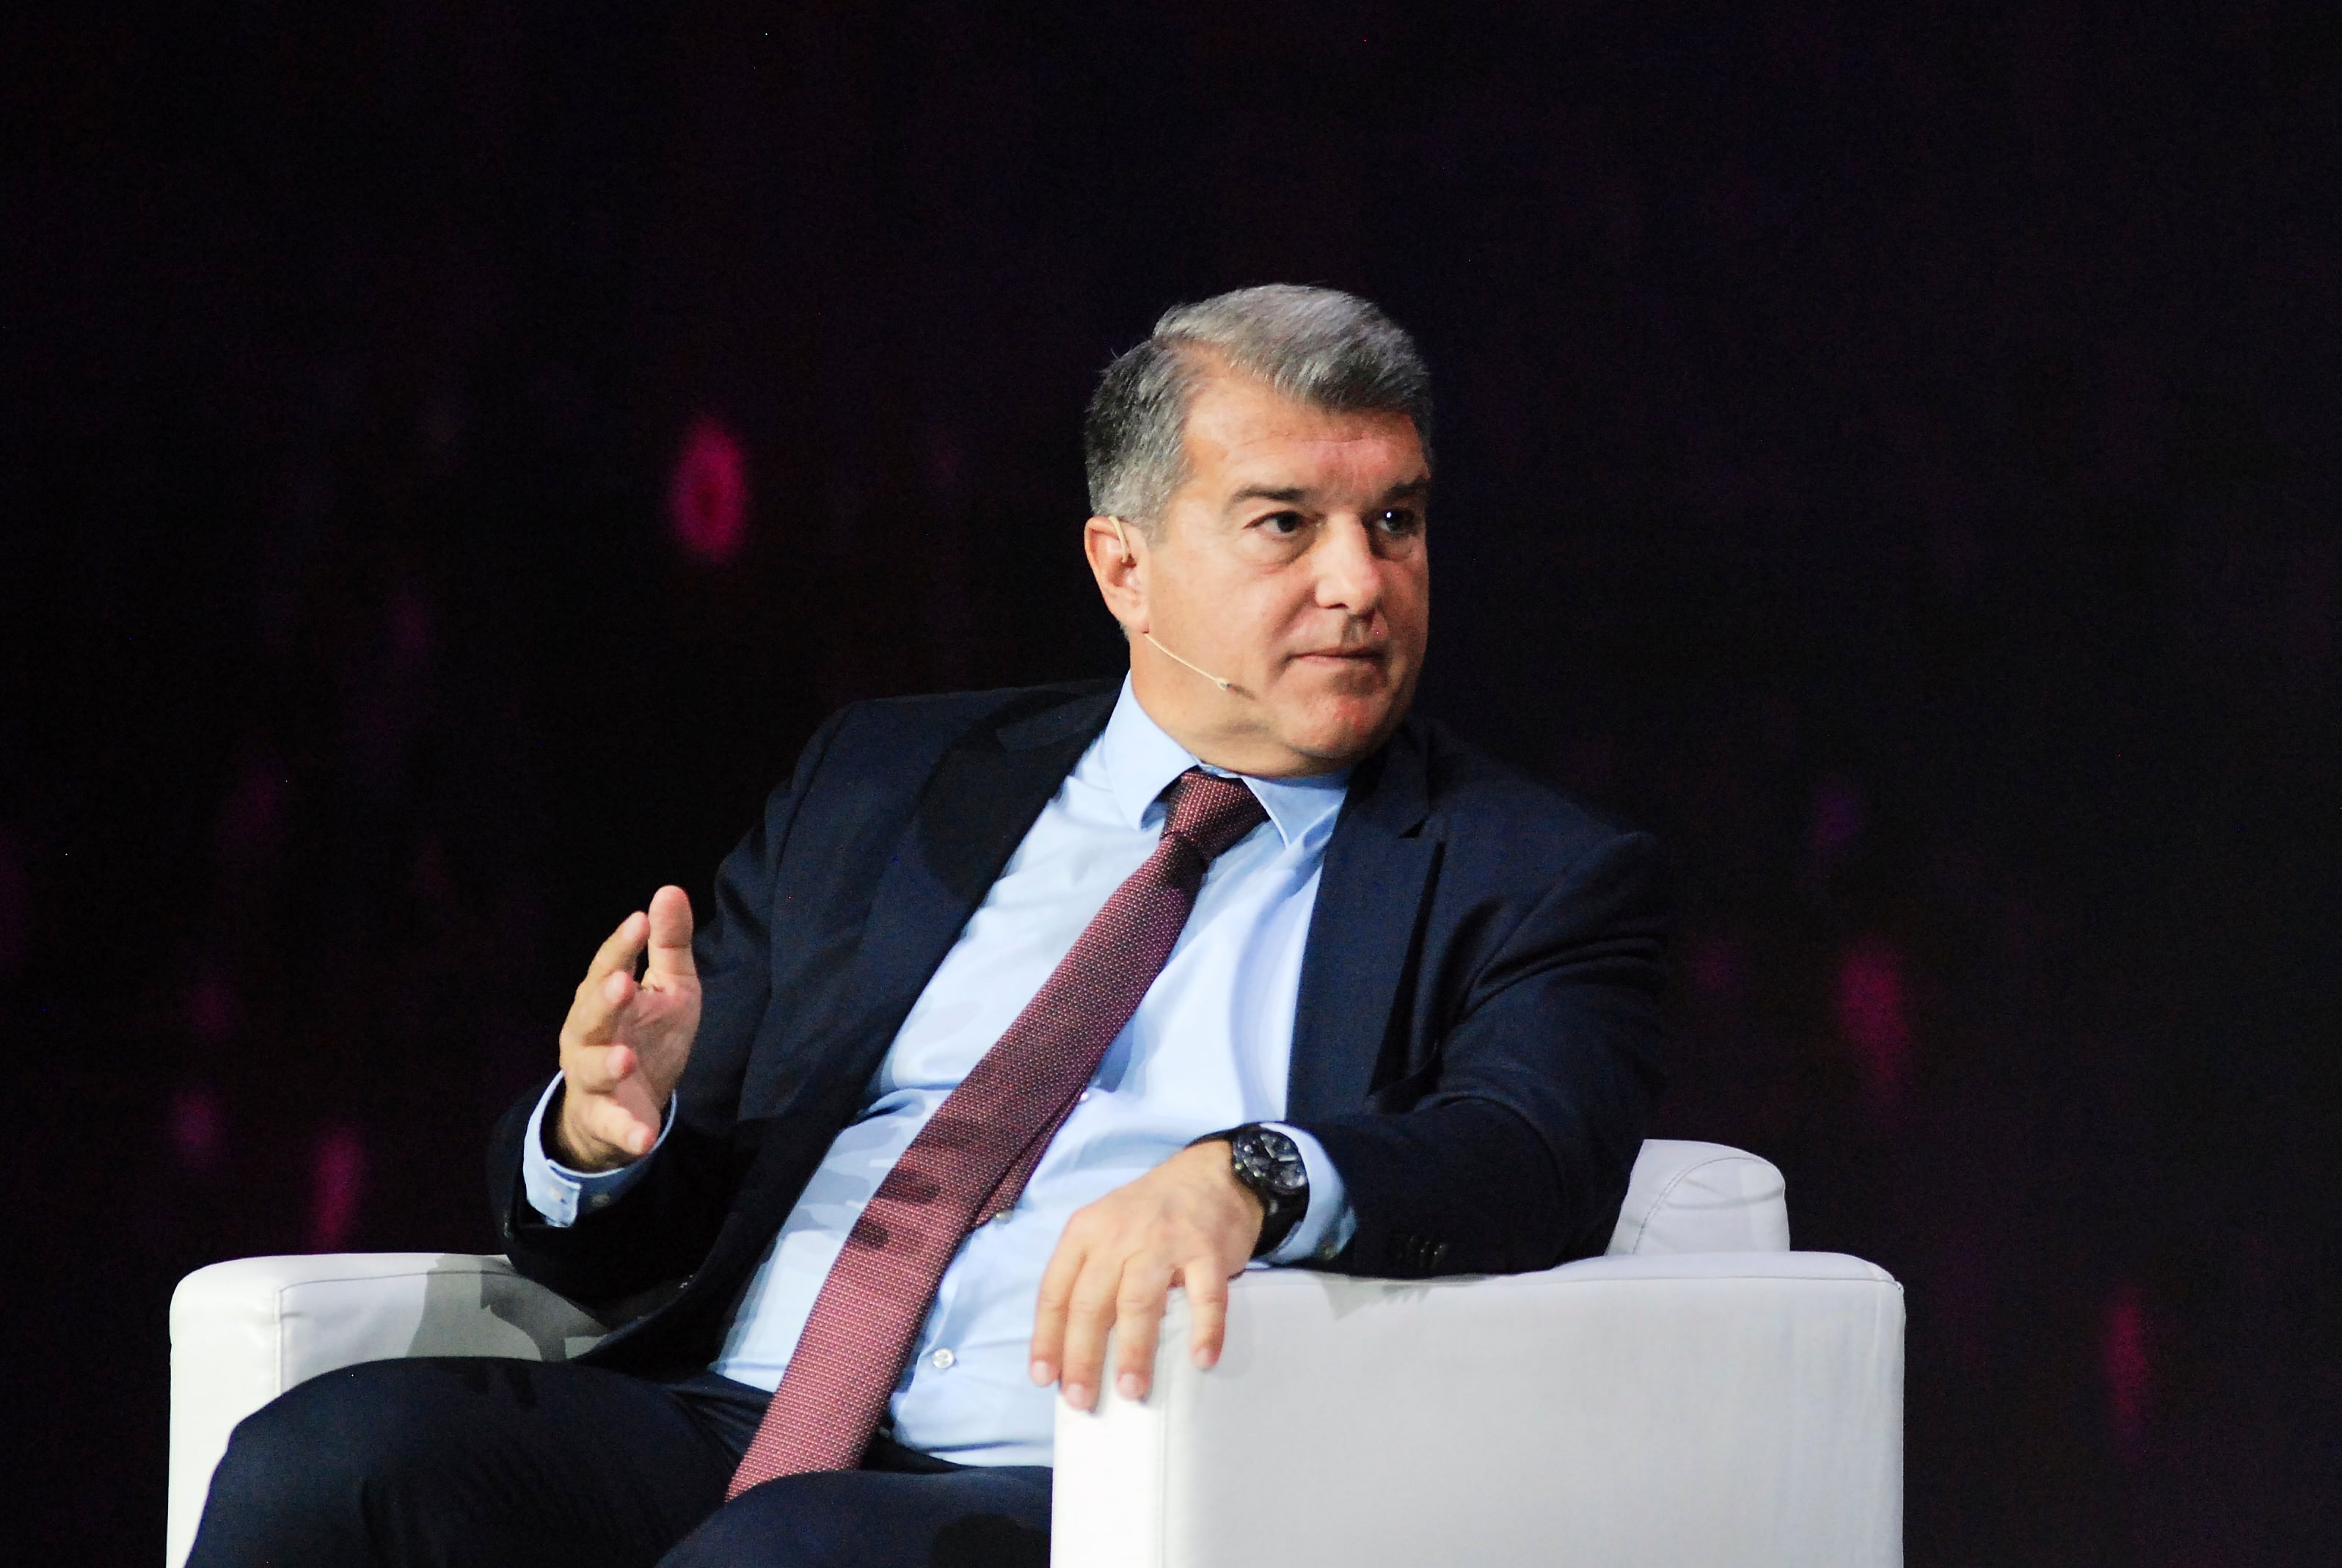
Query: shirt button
930 1348 957 1371
1077 1089 1093 1104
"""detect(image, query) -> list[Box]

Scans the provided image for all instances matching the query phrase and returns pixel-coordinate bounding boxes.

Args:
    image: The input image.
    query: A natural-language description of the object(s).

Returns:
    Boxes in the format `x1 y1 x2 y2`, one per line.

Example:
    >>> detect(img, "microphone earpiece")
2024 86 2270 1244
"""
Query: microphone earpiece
1109 517 1238 693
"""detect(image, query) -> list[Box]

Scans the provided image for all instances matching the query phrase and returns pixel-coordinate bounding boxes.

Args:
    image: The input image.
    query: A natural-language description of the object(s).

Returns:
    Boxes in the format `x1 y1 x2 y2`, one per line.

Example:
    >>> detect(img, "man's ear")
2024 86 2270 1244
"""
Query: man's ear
1082 514 1150 635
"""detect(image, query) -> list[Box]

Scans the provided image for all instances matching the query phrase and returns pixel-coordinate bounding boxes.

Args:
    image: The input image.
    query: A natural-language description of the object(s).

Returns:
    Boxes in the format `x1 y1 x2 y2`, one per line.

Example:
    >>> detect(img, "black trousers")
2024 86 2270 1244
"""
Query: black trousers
186 1359 1052 1568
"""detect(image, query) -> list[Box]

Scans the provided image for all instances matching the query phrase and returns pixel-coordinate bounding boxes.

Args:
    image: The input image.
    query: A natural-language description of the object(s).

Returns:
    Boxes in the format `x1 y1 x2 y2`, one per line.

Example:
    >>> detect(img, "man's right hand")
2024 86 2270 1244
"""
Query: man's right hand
551 884 701 1172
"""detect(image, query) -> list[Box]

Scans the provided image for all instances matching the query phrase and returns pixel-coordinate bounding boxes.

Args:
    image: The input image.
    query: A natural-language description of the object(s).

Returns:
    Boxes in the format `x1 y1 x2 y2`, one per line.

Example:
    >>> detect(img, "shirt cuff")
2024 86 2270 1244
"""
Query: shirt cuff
519 1072 673 1228
1257 1123 1357 1264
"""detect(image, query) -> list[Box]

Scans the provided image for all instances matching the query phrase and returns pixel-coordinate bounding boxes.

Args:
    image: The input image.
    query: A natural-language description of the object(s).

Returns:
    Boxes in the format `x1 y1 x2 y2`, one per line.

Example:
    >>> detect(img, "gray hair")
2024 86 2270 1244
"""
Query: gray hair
1083 284 1433 528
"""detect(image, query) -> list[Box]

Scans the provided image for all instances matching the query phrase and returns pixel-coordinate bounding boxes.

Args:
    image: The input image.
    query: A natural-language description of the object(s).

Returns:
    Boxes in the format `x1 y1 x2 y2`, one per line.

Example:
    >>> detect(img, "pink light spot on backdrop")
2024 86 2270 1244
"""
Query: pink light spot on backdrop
171 1086 224 1171
1834 936 1914 1112
308 1126 368 1251
668 417 749 564
2102 1280 2152 1453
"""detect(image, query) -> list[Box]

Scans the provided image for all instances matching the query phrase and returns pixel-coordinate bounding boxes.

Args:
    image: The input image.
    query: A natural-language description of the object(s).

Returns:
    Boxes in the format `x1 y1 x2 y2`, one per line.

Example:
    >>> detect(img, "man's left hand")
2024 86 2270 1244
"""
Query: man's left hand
1028 1139 1263 1411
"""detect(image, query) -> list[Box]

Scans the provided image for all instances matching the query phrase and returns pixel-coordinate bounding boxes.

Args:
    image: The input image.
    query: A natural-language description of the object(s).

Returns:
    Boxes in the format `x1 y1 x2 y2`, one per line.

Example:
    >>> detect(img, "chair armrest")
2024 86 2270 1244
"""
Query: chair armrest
1610 1139 1792 1254
167 1253 610 1568
1053 1252 1903 1568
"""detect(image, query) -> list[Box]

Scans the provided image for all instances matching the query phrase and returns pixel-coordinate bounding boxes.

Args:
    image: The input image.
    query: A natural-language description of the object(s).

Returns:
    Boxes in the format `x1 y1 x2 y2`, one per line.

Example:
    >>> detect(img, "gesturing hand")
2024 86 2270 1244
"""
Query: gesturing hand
551 885 701 1172
1027 1139 1264 1412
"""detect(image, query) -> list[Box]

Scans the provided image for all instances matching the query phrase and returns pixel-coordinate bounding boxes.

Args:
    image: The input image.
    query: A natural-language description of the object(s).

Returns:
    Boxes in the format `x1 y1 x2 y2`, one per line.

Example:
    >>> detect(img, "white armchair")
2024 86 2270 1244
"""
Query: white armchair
168 1140 1902 1567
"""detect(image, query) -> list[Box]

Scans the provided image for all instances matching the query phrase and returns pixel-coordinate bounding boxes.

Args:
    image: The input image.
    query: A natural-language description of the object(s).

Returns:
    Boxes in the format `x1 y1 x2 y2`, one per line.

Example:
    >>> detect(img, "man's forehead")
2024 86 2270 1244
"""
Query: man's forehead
1220 426 1413 459
1205 417 1426 483
1183 377 1423 481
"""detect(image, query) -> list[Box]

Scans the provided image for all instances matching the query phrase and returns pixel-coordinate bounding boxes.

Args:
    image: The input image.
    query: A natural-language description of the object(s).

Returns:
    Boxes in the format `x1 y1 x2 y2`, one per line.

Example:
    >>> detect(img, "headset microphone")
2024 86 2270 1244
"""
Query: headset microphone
1113 517 1240 693
1142 632 1234 691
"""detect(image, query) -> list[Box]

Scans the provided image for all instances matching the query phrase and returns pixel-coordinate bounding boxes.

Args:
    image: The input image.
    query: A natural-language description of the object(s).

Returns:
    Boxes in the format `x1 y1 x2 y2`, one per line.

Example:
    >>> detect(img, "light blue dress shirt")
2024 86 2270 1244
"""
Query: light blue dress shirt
522 678 1356 1465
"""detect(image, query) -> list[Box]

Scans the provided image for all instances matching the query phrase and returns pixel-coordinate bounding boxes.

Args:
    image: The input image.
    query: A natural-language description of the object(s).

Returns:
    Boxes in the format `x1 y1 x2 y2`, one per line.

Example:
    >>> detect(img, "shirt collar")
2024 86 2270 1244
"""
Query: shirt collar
1098 677 1350 850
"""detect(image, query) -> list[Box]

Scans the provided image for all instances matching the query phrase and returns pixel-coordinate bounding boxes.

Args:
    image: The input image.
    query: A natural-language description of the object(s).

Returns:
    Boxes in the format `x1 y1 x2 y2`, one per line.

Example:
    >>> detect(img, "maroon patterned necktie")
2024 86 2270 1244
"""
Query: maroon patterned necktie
728 767 1269 1495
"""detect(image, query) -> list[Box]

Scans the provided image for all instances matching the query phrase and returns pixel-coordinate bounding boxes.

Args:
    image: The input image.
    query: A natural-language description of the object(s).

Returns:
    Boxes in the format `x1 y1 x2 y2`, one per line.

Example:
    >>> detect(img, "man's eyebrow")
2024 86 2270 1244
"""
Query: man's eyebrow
1225 484 1311 508
1222 475 1433 510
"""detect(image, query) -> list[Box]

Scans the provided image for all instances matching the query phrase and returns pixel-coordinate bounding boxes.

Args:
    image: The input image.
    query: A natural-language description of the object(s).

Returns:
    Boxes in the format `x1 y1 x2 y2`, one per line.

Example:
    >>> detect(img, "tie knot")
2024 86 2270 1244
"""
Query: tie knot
1164 767 1269 862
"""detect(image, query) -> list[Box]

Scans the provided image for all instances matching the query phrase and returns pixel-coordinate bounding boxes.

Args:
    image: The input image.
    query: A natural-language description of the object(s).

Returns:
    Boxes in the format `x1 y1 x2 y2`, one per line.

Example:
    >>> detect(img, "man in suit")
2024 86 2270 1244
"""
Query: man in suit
192 284 1668 1567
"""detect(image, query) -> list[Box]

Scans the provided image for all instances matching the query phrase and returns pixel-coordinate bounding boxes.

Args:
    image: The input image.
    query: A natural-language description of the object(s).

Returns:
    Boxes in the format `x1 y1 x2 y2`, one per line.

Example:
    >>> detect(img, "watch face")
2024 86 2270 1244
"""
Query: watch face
1236 1130 1307 1195
1263 1160 1307 1195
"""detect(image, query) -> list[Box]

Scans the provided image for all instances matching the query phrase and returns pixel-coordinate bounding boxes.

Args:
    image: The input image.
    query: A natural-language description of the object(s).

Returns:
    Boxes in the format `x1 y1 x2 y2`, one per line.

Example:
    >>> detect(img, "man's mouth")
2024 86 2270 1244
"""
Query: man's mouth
1289 646 1389 675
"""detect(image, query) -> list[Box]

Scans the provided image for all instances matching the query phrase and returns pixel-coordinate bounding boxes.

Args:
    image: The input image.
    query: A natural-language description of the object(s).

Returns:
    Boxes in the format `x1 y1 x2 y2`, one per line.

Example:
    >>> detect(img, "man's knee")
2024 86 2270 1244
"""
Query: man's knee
211 1366 389 1506
191 1360 470 1563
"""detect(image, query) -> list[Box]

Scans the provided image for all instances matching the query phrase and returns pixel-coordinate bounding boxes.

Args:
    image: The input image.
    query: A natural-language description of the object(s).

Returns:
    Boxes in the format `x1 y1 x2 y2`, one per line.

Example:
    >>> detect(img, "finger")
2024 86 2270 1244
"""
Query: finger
551 1073 655 1168
644 886 698 983
565 1041 637 1096
1059 1256 1124 1412
574 1092 659 1161
1183 1261 1230 1370
569 971 636 1053
565 935 643 1048
1111 1258 1175 1401
586 910 649 982
1029 1230 1087 1388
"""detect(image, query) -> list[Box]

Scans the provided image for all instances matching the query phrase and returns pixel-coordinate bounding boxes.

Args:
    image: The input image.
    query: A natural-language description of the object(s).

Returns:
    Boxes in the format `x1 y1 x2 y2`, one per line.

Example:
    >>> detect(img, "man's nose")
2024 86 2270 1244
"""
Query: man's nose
1311 517 1385 616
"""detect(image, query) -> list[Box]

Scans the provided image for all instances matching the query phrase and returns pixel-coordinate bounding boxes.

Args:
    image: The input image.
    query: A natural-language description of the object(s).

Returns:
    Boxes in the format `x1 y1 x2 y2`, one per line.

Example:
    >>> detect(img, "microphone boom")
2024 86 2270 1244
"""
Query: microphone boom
1143 632 1235 692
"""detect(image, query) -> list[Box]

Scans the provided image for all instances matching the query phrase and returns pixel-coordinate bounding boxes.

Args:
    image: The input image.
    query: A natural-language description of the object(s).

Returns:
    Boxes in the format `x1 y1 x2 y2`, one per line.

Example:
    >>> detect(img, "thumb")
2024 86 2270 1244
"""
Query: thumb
644 884 698 982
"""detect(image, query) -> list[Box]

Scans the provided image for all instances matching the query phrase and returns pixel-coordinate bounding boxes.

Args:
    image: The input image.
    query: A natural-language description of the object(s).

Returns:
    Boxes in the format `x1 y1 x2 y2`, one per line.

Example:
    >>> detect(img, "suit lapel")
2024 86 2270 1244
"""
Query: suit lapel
1285 718 1439 1121
837 686 1118 1089
722 686 1115 1243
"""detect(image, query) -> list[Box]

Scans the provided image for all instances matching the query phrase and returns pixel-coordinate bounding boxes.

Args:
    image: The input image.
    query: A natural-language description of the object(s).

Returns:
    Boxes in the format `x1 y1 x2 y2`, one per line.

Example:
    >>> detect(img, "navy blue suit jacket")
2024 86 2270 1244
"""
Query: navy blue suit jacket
488 681 1669 1377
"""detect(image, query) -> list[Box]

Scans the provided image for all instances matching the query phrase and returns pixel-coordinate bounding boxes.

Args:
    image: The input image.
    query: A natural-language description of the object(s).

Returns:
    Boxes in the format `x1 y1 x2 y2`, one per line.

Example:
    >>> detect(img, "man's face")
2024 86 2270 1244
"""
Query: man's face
1087 367 1431 776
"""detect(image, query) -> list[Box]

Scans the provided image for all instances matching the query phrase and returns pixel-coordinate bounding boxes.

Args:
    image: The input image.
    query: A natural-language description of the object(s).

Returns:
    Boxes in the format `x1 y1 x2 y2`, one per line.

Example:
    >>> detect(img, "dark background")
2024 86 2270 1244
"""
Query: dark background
7 2 2338 1561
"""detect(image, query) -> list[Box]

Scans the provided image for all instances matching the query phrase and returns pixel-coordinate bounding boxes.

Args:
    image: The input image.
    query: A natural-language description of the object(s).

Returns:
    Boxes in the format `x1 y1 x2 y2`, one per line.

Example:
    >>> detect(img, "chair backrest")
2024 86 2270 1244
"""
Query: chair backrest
1606 1139 1791 1255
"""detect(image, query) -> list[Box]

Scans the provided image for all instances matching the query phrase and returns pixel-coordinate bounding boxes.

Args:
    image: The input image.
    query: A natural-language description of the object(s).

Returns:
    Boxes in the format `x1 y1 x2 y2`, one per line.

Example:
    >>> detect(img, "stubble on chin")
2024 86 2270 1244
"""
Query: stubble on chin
1285 696 1407 767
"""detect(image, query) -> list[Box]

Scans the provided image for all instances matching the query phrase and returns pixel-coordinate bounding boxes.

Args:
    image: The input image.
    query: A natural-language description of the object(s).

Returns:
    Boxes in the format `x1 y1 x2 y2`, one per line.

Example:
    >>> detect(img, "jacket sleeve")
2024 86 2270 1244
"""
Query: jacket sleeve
484 706 852 1306
1292 829 1670 1280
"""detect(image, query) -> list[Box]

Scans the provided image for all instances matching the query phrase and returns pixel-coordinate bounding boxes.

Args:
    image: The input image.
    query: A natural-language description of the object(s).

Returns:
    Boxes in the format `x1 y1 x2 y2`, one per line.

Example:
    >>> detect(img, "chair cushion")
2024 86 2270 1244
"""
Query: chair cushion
1607 1139 1791 1254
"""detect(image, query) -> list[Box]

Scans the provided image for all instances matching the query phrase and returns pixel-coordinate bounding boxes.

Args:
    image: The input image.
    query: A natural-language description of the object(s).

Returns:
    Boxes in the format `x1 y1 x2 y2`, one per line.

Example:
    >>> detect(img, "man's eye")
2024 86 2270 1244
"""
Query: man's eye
1261 511 1305 536
1376 508 1422 534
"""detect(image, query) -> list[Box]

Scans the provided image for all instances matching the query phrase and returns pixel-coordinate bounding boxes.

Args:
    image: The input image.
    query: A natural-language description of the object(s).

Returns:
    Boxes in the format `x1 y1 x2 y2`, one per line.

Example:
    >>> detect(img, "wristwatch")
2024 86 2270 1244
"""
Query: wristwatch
1209 1123 1310 1258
